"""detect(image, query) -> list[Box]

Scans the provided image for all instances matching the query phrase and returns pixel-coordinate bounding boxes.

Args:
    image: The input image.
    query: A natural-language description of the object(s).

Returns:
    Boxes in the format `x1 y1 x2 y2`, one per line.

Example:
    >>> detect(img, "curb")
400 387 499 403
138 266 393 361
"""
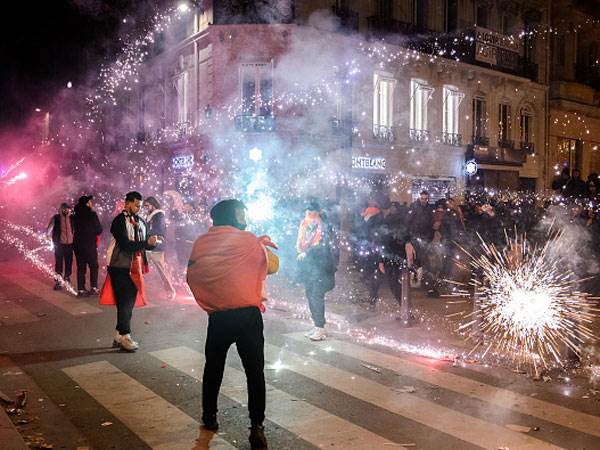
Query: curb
0 407 28 450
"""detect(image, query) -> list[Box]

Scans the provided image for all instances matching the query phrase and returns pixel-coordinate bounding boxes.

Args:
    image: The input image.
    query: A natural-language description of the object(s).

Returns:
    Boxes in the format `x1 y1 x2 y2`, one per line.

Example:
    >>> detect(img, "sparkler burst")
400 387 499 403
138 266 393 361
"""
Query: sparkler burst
458 231 600 371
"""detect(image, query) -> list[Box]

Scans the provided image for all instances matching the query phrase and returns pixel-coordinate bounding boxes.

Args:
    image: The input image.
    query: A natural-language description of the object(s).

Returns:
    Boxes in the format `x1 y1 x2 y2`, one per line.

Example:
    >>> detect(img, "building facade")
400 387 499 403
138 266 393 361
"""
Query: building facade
132 0 571 200
548 0 600 183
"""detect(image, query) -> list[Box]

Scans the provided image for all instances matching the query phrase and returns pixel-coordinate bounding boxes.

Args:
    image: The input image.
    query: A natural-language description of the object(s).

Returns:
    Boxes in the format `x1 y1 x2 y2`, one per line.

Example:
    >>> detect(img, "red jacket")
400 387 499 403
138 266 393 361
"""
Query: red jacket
186 226 268 314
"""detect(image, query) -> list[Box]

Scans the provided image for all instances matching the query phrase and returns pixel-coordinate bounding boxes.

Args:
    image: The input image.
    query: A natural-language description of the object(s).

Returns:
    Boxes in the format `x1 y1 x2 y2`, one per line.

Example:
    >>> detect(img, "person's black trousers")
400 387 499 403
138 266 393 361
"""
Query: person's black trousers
107 267 137 335
202 306 265 426
54 243 73 279
305 281 327 327
75 247 99 291
368 264 403 305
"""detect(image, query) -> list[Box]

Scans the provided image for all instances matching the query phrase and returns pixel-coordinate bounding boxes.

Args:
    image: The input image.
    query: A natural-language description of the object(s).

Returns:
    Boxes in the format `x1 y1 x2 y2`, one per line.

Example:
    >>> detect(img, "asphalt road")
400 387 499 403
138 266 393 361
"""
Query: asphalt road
1 259 600 450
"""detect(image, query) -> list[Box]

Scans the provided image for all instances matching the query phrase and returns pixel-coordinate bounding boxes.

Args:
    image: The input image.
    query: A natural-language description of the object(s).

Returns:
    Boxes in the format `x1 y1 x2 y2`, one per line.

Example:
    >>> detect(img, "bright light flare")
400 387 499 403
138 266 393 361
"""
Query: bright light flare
177 3 190 13
246 194 274 222
5 172 27 185
458 230 600 371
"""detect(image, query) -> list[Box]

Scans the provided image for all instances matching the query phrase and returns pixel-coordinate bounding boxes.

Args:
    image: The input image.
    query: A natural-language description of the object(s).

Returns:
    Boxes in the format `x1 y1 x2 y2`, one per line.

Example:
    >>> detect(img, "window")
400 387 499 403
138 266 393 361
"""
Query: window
446 0 458 32
174 71 189 124
476 4 488 28
519 107 533 144
498 103 511 146
373 73 395 138
473 96 487 142
442 85 464 144
410 79 434 134
501 14 515 34
556 138 580 172
240 63 273 116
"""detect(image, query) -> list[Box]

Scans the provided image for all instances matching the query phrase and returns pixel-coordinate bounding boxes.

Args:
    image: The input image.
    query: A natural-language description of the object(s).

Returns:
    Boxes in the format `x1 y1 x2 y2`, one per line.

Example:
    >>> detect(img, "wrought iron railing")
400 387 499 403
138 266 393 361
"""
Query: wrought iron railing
409 128 431 143
442 132 462 146
372 124 397 142
234 115 276 132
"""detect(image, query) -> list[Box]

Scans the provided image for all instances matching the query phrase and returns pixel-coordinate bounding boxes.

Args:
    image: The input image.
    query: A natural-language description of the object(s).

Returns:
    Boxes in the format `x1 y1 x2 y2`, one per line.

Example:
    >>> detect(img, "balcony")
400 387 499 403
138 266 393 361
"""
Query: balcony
409 128 431 143
498 138 515 149
467 145 527 165
413 29 538 81
442 132 463 146
373 124 397 142
235 115 276 132
520 141 535 154
472 135 490 146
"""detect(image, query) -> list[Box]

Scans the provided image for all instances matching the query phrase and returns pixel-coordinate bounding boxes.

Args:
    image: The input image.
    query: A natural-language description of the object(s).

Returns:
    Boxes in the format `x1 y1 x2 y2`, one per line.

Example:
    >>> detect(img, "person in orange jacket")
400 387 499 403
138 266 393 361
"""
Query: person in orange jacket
187 199 277 450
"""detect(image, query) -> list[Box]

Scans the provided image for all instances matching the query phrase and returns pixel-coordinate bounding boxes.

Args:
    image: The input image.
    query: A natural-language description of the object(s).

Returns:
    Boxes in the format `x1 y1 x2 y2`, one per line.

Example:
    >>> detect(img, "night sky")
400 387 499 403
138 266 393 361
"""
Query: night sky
0 0 163 130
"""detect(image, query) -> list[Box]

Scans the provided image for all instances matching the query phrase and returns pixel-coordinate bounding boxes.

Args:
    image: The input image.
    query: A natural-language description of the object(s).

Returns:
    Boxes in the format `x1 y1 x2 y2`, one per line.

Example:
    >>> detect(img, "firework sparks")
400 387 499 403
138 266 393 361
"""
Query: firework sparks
457 230 600 372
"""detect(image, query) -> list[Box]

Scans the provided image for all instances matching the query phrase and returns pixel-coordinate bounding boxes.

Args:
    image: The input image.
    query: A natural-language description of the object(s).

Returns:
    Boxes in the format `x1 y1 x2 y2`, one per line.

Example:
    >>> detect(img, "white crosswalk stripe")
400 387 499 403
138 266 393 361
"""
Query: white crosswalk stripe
7 274 103 316
263 342 566 450
62 360 237 450
285 332 600 439
151 346 407 449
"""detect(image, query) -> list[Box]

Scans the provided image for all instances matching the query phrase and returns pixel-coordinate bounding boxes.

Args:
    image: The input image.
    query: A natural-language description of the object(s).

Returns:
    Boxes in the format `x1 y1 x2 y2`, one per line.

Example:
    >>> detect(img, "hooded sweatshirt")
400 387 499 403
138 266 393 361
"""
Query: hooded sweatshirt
186 226 268 314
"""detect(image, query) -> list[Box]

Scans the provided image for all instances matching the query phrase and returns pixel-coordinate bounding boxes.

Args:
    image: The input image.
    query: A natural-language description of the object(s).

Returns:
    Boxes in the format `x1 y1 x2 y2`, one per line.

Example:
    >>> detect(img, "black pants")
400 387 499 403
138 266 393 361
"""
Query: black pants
305 281 327 327
74 248 99 291
107 267 137 335
54 243 73 279
368 264 403 304
202 306 265 426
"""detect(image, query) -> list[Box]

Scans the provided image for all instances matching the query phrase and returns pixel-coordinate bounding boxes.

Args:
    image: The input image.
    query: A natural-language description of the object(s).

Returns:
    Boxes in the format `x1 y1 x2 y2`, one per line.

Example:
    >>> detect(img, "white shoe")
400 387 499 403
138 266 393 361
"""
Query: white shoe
304 327 318 337
309 327 327 341
118 334 139 352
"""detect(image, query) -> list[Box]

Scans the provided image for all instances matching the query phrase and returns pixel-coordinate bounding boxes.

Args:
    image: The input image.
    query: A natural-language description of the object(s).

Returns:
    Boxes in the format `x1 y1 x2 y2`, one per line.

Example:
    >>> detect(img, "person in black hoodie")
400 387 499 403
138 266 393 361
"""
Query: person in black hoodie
46 202 74 290
368 200 416 307
73 195 103 296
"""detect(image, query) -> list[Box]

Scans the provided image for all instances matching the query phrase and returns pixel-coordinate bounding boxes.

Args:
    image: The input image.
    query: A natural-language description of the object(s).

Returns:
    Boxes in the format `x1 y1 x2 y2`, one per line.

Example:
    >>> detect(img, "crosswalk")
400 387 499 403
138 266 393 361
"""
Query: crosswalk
46 337 600 449
2 269 599 449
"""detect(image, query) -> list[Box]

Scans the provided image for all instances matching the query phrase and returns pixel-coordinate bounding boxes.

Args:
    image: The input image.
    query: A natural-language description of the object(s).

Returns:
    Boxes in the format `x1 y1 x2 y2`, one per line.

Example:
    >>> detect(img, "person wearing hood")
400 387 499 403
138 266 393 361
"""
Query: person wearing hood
143 196 176 300
296 200 339 341
47 202 74 290
73 195 103 296
186 199 278 449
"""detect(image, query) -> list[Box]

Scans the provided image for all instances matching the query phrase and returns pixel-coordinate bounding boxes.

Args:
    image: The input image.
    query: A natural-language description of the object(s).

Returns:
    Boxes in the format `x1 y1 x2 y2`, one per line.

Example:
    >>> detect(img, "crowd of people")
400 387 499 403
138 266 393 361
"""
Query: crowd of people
41 180 600 450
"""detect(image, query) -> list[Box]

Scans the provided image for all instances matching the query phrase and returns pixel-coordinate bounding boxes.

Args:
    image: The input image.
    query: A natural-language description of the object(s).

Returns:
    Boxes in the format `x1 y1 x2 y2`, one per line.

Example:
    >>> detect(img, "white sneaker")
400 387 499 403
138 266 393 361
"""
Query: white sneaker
119 334 139 352
304 327 318 337
309 327 327 341
112 331 120 348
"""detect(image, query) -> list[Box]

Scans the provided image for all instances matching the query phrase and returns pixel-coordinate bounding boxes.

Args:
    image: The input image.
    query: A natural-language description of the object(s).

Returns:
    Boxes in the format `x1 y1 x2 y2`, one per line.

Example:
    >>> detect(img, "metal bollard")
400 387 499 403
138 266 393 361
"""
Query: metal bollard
399 266 413 327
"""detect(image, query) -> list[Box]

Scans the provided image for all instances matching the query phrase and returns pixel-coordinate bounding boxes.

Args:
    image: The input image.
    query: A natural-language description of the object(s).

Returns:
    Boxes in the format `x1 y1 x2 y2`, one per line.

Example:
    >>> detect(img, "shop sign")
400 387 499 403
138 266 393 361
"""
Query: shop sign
475 26 521 70
352 156 386 171
172 154 194 170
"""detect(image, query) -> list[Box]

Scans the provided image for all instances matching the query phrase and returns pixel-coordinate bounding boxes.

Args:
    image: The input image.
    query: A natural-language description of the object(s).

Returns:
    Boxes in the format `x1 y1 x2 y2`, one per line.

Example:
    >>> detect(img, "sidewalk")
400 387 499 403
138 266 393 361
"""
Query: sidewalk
0 404 28 450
